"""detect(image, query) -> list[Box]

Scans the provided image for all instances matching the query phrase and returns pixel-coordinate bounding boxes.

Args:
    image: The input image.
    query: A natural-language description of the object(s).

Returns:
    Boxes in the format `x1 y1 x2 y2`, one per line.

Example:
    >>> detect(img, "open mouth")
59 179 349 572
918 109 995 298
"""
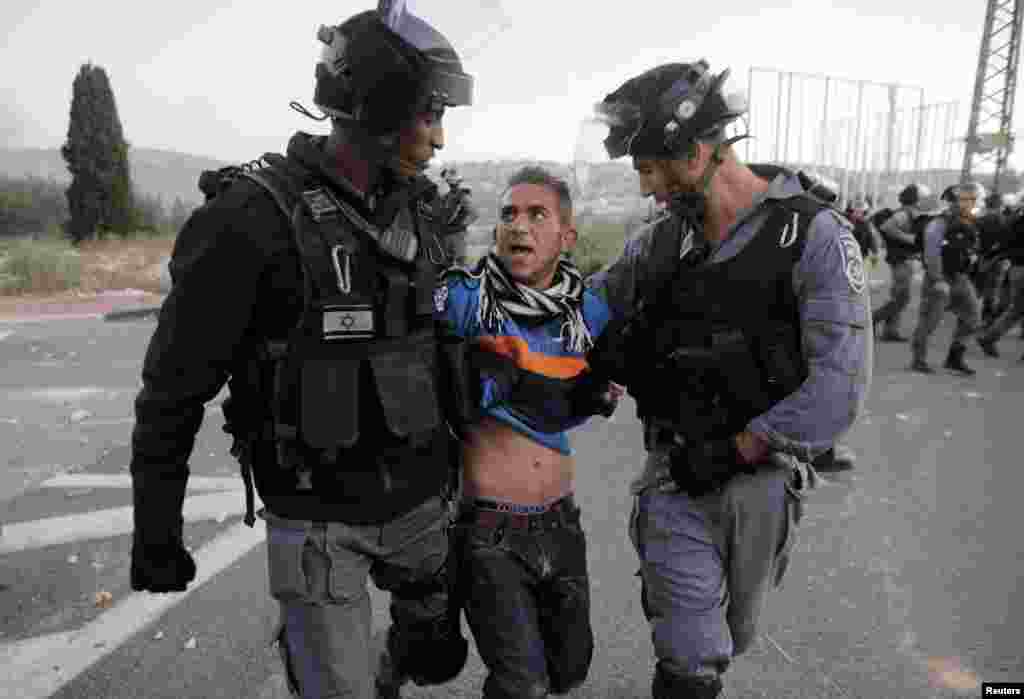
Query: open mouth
507 243 534 255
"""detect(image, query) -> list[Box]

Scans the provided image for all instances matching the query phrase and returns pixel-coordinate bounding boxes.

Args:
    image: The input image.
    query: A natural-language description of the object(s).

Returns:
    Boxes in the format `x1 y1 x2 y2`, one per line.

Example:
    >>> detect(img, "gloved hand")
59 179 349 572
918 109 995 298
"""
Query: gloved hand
933 280 951 296
131 474 196 592
130 533 196 593
584 305 655 388
667 436 755 497
568 370 620 419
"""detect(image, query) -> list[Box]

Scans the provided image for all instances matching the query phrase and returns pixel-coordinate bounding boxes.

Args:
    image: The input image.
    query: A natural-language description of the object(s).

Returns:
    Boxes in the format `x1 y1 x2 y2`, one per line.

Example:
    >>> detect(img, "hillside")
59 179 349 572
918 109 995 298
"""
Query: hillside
0 147 645 225
0 146 229 211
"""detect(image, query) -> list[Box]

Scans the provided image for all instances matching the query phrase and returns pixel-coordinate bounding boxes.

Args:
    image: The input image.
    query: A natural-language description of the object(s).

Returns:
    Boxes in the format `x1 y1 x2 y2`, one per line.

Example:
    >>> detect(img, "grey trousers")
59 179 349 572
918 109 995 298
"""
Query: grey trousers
629 461 804 677
875 260 915 334
911 274 981 362
981 266 1024 344
263 496 451 699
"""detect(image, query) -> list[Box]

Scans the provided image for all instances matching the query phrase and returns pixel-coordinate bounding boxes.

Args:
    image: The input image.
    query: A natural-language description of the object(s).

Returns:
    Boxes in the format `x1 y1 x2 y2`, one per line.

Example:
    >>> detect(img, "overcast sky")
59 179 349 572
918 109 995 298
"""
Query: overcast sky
1 0 1016 170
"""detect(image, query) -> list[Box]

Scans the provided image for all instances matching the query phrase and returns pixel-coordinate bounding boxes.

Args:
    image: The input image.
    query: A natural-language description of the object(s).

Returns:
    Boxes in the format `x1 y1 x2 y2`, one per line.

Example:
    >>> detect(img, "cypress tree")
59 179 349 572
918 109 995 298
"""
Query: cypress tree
61 63 137 243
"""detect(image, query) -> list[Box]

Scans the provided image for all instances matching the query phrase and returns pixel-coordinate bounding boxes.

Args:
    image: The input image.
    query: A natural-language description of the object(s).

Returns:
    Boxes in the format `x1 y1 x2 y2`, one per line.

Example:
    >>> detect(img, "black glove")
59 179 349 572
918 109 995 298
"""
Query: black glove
131 473 196 593
569 370 618 419
130 534 197 593
667 436 755 497
585 305 655 388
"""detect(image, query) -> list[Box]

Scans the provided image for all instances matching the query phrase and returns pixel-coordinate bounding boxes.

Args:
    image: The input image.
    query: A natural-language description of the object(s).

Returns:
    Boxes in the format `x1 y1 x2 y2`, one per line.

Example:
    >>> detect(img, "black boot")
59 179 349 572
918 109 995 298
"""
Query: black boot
652 662 724 699
944 342 976 376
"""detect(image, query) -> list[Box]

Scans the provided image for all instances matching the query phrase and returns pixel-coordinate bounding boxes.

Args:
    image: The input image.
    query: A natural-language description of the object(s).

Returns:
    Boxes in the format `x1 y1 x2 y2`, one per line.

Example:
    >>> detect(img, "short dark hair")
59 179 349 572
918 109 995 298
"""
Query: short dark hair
502 165 573 224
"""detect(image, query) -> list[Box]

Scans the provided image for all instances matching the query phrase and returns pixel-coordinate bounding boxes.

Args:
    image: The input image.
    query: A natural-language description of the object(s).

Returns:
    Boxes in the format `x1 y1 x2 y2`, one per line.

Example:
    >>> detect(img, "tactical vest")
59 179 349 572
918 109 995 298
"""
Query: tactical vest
940 215 979 278
225 155 453 496
881 208 921 262
635 192 822 443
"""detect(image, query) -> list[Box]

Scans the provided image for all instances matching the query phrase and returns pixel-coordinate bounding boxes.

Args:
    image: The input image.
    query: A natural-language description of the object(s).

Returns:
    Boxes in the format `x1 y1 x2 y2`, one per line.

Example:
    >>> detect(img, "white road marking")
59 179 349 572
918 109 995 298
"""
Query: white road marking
0 519 267 699
39 473 242 491
0 330 13 341
0 490 261 555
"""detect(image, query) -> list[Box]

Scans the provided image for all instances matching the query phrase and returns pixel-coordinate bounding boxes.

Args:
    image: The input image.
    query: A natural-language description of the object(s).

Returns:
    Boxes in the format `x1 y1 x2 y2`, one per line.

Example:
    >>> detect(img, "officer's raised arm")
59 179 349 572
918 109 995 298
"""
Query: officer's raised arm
747 210 873 462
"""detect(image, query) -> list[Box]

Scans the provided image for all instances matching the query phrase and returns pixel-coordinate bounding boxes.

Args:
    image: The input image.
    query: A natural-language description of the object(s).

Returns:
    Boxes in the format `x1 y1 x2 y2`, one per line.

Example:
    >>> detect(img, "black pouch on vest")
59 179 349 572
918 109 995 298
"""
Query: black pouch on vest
300 357 361 449
370 336 442 444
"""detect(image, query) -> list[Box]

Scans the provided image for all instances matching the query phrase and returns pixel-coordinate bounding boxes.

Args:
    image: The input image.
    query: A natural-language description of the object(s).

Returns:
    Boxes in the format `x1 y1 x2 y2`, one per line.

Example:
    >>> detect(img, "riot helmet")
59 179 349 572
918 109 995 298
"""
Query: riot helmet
898 183 932 207
594 60 748 161
801 170 839 204
940 185 957 206
313 3 473 136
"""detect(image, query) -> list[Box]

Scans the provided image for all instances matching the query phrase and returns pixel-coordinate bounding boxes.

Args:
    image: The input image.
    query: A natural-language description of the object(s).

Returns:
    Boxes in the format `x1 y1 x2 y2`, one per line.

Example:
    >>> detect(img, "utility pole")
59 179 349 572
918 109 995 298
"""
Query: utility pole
961 0 1024 193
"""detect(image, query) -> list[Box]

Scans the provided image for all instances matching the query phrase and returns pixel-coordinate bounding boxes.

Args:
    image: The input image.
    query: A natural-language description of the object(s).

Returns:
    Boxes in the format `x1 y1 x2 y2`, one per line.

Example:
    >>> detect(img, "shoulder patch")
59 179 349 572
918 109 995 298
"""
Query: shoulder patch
838 231 866 295
434 284 449 313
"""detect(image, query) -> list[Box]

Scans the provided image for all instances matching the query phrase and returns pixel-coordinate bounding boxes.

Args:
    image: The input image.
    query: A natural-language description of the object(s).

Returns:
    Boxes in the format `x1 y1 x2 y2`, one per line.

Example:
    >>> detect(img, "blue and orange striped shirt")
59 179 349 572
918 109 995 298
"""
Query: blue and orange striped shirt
436 274 612 455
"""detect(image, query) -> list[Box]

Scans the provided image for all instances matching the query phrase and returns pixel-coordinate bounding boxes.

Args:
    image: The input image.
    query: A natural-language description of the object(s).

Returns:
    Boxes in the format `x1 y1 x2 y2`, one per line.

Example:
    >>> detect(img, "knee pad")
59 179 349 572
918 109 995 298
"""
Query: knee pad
652 662 723 699
388 621 468 686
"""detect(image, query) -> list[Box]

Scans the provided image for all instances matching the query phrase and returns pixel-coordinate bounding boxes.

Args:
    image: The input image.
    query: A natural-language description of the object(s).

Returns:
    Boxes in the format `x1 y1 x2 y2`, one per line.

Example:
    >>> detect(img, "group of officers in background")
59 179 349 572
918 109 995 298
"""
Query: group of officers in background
826 179 1024 374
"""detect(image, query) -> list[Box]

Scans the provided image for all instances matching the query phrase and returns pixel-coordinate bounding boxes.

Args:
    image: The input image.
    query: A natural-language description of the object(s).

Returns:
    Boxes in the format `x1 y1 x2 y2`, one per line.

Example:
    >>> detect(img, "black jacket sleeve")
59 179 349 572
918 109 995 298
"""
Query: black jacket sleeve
130 183 283 542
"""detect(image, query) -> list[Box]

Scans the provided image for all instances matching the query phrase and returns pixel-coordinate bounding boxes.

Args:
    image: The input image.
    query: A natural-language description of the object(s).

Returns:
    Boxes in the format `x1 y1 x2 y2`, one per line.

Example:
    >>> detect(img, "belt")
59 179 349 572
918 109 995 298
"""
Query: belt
459 495 578 530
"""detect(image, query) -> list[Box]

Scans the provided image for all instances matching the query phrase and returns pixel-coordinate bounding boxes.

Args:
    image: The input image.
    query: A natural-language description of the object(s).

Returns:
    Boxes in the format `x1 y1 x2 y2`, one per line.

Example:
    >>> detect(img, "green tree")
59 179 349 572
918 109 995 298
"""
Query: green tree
61 63 137 243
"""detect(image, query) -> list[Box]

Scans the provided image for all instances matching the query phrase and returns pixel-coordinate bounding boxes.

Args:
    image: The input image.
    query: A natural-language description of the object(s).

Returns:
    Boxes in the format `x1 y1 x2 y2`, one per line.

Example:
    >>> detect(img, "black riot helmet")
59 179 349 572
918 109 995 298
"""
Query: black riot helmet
898 183 932 207
313 3 473 136
594 60 748 160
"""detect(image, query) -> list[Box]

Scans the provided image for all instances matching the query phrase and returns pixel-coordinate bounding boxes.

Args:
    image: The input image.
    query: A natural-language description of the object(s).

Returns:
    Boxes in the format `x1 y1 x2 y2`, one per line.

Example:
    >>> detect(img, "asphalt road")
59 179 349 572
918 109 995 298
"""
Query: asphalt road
2 272 1023 698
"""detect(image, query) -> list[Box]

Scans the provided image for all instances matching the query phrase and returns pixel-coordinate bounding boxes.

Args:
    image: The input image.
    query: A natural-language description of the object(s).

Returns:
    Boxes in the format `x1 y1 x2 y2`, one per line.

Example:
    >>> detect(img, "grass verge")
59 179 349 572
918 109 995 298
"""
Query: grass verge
0 232 175 296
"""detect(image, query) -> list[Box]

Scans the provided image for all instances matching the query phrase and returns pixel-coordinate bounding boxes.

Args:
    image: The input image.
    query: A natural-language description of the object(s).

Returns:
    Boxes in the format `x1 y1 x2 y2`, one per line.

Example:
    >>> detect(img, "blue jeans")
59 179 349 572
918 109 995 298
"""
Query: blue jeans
454 497 594 698
629 462 803 678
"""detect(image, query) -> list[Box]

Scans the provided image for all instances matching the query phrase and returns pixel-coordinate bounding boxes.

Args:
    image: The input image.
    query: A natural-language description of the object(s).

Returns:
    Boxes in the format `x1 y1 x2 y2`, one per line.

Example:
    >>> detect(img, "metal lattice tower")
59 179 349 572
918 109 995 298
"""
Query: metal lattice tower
961 0 1024 192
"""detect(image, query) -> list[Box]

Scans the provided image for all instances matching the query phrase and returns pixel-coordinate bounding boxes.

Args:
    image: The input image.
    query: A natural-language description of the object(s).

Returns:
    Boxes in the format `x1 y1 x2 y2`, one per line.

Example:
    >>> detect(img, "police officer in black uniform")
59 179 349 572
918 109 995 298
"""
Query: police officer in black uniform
128 4 476 698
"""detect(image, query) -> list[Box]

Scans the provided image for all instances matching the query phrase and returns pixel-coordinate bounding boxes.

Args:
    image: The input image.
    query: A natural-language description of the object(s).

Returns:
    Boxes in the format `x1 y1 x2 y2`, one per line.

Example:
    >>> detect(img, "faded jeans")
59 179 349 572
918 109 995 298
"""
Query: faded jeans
629 456 804 677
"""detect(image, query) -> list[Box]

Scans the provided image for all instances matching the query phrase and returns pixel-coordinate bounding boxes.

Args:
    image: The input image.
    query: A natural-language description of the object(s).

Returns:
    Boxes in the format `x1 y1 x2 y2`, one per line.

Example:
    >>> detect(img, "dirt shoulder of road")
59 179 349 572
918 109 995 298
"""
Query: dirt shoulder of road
0 289 166 320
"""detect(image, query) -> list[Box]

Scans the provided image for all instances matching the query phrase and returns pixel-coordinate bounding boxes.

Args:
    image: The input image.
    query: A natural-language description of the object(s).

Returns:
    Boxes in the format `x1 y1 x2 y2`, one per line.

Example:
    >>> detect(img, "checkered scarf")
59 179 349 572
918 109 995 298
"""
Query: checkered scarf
442 253 594 353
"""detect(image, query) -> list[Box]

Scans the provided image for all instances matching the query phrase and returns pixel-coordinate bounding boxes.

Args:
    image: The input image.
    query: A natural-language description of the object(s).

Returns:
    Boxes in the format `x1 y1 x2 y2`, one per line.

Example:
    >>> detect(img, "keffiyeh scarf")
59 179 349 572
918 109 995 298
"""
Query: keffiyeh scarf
443 253 594 353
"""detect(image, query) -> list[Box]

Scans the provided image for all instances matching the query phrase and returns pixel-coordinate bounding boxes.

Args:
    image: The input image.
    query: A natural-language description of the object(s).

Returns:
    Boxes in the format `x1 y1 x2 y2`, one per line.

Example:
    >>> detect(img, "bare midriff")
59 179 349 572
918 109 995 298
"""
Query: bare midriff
461 416 574 506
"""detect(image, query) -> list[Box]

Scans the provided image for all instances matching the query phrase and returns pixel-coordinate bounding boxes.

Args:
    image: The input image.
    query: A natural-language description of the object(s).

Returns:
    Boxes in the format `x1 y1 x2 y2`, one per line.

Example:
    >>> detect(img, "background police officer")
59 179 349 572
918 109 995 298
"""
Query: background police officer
872 183 932 342
128 4 476 698
579 60 872 698
911 182 984 376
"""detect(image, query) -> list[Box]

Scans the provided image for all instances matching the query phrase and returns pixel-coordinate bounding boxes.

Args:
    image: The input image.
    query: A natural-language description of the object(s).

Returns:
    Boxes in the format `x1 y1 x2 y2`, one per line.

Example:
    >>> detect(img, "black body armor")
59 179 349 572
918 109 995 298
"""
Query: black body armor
628 185 819 448
941 216 979 278
217 149 459 524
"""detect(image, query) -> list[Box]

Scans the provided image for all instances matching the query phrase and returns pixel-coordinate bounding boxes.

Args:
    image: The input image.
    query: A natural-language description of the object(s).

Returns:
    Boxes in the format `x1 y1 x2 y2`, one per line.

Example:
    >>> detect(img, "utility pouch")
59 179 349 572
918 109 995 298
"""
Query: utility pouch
299 358 361 449
369 335 442 445
379 268 410 338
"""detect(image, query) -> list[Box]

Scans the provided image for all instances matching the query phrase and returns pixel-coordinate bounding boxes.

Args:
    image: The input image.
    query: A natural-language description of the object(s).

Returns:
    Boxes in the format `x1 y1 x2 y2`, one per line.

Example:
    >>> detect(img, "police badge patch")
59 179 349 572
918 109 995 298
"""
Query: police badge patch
434 284 449 313
838 233 866 294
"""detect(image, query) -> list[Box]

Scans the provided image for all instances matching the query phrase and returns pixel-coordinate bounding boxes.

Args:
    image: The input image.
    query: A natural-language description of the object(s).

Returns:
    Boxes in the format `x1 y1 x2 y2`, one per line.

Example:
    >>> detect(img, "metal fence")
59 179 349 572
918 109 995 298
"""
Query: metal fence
744 67 967 209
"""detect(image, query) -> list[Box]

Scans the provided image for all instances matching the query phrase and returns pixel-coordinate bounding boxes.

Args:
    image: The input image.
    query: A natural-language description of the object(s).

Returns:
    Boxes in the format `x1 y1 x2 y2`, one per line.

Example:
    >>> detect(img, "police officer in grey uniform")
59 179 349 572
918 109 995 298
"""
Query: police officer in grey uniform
910 182 984 375
872 183 931 342
128 4 477 698
574 60 872 698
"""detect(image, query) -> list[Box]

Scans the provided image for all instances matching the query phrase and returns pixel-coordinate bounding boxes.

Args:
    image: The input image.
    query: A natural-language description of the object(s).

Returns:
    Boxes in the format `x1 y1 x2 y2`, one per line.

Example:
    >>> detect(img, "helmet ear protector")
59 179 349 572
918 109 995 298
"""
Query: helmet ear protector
312 11 472 135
